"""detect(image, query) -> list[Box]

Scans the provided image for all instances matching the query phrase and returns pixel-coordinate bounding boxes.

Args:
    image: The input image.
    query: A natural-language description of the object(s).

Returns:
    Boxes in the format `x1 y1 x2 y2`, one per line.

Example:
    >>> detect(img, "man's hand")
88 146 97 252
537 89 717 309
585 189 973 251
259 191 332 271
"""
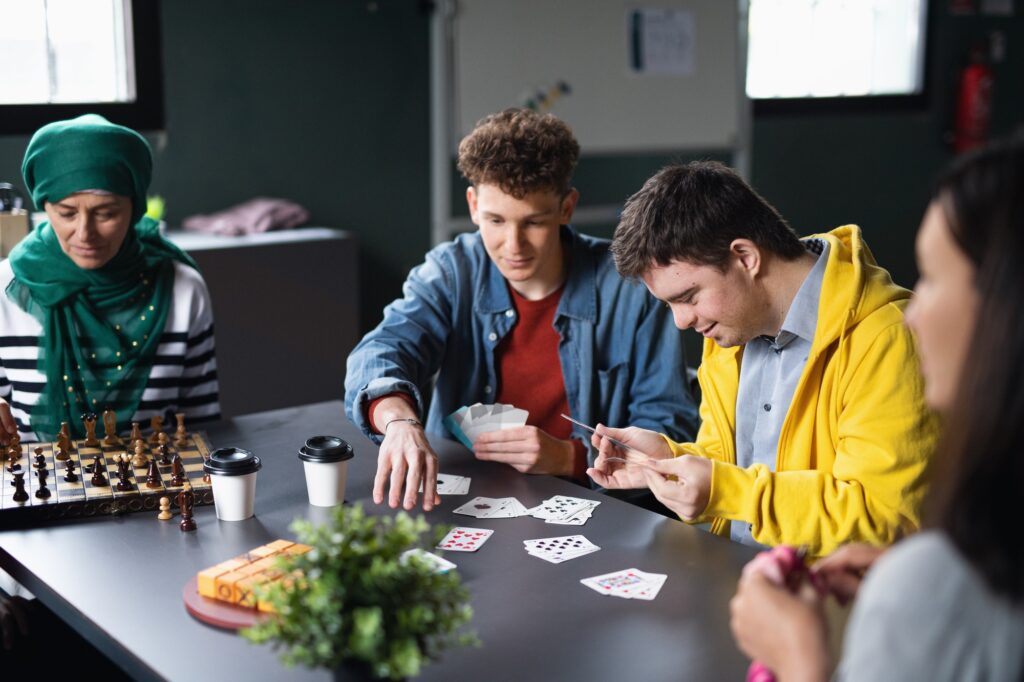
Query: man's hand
813 543 886 605
373 421 440 511
640 455 712 520
473 426 575 475
0 594 30 651
585 424 671 489
730 570 829 682
0 398 16 446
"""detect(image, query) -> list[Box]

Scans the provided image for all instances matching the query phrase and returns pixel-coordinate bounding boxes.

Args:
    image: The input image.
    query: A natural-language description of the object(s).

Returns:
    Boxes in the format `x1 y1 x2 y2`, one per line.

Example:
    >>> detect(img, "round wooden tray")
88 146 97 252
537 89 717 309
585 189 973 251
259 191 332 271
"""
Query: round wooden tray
182 576 268 630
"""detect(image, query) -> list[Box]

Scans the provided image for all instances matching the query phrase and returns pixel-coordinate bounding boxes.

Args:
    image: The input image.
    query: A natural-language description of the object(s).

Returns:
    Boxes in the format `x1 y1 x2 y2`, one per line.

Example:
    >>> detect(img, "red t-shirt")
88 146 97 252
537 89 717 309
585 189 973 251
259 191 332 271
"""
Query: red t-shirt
495 284 586 478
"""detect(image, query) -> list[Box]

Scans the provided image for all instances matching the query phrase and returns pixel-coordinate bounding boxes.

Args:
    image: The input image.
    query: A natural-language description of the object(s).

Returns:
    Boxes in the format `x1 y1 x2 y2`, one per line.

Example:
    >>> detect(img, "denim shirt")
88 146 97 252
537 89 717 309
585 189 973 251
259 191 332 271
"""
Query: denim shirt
344 226 698 481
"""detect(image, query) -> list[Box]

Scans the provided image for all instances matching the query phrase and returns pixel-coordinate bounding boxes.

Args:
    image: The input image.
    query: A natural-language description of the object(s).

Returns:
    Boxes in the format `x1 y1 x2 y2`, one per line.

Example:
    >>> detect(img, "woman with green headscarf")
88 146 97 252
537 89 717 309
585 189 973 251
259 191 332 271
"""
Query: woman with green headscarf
0 114 220 444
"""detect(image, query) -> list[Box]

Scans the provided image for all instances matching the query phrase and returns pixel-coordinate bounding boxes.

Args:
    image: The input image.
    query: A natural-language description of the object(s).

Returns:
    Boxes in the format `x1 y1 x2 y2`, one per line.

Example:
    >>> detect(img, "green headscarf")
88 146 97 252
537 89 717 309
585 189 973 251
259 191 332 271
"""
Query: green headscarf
7 114 197 440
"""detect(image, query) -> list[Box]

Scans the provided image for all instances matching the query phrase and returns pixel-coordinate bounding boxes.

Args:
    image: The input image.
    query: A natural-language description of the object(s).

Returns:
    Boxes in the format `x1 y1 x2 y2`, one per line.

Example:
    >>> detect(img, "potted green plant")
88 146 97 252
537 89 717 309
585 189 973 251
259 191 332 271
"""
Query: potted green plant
242 504 478 679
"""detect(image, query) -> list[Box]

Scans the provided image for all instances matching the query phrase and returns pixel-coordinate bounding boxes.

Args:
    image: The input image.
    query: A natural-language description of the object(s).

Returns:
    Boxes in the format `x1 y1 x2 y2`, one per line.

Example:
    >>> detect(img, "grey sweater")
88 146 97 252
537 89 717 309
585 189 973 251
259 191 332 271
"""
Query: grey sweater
836 531 1024 681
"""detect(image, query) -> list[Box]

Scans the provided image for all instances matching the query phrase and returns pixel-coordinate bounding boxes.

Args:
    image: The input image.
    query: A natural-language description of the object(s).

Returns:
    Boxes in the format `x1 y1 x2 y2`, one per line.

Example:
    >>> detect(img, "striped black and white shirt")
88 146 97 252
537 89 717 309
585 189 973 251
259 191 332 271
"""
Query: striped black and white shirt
0 259 221 442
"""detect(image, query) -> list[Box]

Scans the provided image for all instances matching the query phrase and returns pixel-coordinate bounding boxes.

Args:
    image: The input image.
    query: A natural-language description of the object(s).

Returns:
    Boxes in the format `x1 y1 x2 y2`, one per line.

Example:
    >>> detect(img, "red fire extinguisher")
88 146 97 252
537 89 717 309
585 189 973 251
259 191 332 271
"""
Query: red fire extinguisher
952 44 994 154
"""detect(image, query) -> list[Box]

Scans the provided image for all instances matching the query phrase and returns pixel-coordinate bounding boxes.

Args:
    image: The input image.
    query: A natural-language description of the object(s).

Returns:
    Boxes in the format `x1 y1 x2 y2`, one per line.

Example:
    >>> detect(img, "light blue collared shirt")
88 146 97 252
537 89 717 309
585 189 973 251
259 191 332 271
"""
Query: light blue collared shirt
731 239 829 546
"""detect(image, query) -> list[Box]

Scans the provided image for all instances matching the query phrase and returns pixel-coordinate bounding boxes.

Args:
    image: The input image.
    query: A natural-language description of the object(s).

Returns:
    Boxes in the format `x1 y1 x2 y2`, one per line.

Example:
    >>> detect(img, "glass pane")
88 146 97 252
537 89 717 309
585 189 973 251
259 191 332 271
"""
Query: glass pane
747 0 926 99
0 0 133 105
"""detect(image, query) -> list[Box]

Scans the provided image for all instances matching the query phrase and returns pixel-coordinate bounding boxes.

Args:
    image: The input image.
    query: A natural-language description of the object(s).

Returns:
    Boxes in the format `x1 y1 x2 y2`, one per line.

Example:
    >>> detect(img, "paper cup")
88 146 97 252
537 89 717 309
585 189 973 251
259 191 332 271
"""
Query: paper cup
298 435 353 507
203 447 261 521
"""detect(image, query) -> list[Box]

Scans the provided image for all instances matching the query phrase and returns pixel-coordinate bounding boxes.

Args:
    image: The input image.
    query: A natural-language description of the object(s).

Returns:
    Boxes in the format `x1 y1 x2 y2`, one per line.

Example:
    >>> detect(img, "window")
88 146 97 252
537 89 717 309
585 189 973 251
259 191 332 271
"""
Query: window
746 0 928 112
0 0 163 133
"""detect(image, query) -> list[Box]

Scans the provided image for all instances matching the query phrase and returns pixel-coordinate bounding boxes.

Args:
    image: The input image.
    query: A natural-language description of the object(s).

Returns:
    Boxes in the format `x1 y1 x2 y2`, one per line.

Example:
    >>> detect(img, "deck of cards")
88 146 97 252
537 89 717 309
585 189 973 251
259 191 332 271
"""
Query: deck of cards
580 568 667 600
443 403 529 450
524 534 600 564
437 526 493 552
529 495 600 525
453 496 530 518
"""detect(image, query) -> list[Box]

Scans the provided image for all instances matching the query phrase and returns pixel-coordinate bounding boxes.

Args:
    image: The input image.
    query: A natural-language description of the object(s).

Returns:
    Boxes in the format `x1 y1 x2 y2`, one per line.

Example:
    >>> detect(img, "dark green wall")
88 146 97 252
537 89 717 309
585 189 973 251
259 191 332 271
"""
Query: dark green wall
1 0 1020 337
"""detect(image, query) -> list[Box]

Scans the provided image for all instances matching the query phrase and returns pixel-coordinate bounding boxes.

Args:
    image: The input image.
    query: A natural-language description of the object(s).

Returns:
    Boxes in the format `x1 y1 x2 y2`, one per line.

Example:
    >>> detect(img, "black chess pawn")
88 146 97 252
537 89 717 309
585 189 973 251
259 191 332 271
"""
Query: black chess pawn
145 458 162 489
12 472 28 502
90 455 108 487
35 468 51 499
169 453 186 487
63 458 79 483
33 449 46 469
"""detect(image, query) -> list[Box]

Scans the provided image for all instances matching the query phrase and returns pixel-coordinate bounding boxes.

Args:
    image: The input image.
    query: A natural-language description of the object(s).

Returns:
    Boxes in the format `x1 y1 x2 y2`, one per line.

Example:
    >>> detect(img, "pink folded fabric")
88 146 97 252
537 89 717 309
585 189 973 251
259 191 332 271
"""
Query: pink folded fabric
182 197 310 235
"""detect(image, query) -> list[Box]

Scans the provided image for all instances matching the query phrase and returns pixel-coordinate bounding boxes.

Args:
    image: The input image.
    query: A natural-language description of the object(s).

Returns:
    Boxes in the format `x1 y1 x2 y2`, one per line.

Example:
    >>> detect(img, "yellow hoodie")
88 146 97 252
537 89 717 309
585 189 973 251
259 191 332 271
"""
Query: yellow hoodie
667 225 938 557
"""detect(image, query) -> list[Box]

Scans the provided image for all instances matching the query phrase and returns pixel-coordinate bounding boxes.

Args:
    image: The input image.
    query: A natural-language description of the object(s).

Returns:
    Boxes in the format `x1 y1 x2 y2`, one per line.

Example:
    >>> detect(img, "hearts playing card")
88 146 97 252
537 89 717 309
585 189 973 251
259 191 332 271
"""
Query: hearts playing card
580 568 668 600
437 527 494 552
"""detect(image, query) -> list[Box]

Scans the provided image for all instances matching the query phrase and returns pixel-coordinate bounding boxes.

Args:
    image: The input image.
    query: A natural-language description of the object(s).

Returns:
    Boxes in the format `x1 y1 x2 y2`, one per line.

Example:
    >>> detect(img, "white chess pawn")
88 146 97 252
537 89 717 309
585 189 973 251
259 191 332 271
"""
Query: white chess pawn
157 496 173 521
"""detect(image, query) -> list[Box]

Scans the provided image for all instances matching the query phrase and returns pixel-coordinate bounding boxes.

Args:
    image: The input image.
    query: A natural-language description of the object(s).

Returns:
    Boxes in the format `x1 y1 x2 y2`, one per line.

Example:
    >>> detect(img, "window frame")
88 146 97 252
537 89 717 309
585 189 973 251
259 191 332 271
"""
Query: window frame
749 0 932 117
0 0 164 135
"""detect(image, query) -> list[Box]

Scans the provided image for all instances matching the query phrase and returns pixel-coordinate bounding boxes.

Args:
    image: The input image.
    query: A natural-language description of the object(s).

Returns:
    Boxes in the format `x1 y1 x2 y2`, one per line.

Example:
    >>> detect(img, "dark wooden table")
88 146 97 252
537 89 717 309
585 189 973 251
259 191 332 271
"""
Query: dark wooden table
0 401 756 681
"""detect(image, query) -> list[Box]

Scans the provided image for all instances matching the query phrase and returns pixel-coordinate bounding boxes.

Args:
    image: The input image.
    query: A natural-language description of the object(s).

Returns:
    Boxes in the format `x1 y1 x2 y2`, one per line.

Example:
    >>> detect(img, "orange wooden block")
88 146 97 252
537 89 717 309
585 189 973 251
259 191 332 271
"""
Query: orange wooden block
197 558 249 599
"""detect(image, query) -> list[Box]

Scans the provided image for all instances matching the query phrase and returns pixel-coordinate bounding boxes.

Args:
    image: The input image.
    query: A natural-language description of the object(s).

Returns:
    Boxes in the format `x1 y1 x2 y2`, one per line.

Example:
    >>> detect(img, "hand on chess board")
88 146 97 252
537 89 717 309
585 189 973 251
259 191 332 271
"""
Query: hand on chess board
472 426 576 476
0 398 16 445
0 594 30 650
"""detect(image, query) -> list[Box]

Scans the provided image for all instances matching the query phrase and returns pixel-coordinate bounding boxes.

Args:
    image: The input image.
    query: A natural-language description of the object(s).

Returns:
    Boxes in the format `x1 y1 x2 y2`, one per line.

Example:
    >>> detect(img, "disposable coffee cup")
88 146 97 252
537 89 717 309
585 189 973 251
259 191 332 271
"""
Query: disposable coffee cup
298 435 353 507
203 447 261 521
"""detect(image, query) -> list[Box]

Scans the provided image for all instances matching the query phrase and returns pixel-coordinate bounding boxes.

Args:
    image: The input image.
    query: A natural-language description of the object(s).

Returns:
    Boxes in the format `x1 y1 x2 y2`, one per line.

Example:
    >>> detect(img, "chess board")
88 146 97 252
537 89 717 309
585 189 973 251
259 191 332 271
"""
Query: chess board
0 431 214 528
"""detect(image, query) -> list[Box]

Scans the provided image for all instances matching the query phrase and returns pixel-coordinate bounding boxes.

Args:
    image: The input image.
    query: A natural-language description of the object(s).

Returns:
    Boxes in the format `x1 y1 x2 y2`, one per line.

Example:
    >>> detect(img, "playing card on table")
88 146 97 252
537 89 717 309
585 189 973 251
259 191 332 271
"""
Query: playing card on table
400 548 458 573
523 535 600 564
580 568 667 600
419 473 471 496
437 527 494 552
453 496 529 519
529 495 601 525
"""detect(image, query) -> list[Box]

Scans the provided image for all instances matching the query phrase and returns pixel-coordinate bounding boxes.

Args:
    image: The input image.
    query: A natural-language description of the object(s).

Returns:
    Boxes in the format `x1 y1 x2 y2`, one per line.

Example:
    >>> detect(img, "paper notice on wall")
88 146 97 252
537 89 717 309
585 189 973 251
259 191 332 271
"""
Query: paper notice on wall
627 7 695 76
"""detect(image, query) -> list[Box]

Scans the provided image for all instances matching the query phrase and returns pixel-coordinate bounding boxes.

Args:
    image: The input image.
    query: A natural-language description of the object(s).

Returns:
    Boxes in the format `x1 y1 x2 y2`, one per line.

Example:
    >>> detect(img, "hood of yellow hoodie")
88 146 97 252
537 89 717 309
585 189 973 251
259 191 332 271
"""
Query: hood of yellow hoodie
702 224 911 368
812 224 911 352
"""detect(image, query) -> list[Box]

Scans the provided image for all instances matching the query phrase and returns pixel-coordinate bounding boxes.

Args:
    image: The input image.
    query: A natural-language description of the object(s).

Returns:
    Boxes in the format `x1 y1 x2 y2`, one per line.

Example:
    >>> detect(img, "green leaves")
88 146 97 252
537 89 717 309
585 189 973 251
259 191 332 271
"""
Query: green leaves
241 504 478 679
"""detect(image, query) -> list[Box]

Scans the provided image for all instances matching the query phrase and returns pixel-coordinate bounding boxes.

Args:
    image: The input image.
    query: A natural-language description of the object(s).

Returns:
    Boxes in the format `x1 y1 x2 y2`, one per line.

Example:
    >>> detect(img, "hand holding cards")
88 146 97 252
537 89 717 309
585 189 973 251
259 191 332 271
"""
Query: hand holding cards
444 403 529 450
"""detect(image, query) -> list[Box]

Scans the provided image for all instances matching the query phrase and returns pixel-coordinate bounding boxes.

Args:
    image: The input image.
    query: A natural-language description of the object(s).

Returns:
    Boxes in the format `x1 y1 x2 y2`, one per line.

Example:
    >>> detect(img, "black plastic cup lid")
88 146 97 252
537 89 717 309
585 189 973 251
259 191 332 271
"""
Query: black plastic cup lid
298 435 353 463
204 447 262 476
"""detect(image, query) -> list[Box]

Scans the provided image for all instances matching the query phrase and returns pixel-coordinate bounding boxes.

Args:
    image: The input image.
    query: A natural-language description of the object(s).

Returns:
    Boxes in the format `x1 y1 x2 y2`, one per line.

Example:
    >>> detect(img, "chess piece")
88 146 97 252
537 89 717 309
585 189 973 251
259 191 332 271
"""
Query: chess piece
131 441 149 468
6 452 21 473
174 413 188 447
33 448 46 469
12 472 28 502
81 412 100 447
156 433 172 465
102 408 122 446
115 454 133 491
35 468 51 499
169 453 186 487
90 455 108 487
129 421 145 451
145 457 162 489
55 422 72 461
178 482 196 532
5 432 20 461
148 415 165 445
157 496 173 521
63 458 79 483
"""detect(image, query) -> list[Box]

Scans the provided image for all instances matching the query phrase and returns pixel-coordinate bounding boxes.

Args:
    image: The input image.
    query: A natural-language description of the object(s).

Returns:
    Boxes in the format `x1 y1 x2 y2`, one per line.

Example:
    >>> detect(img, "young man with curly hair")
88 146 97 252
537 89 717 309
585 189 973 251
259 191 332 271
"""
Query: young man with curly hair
588 161 938 557
345 109 697 511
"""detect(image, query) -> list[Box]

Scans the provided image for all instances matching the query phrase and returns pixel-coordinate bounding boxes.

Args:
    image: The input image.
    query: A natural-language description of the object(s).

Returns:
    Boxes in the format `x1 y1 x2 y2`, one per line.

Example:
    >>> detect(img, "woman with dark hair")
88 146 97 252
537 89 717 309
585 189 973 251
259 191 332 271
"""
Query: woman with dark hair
729 137 1024 681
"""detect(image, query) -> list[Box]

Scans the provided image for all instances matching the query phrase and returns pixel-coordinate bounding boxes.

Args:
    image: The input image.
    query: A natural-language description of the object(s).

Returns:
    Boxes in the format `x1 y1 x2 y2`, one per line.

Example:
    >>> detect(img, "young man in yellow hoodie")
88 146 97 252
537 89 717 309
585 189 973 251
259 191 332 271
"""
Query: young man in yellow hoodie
588 161 937 557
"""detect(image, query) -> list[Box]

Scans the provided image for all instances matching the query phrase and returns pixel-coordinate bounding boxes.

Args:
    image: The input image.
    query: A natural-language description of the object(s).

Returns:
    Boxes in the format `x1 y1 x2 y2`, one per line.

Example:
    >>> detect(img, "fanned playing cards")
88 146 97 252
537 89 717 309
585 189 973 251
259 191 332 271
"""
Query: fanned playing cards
419 473 471 496
453 496 530 518
443 403 529 449
523 534 600 563
580 568 667 600
527 494 601 526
